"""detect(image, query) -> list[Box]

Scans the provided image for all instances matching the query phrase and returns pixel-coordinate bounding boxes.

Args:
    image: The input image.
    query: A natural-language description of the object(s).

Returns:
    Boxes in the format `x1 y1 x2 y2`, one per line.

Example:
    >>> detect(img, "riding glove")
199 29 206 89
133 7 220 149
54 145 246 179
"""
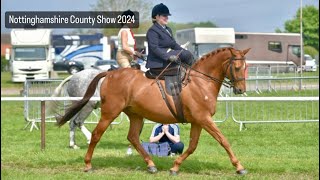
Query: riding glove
168 55 178 62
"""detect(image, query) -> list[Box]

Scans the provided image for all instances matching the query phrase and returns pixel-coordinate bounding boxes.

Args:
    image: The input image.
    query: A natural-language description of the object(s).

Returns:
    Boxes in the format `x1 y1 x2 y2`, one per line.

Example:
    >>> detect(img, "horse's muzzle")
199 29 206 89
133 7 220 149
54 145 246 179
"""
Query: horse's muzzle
233 87 245 94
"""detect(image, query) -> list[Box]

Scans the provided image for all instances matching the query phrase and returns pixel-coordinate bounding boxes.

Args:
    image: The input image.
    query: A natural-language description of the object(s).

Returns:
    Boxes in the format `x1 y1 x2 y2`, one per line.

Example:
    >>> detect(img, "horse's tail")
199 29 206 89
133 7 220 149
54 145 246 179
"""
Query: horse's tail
56 71 109 127
46 75 73 115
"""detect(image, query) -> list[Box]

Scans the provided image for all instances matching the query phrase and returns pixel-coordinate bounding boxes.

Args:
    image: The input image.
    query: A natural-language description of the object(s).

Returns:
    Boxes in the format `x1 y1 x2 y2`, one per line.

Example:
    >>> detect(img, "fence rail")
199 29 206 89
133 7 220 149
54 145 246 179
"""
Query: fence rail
2 96 318 131
17 79 229 130
1 96 318 101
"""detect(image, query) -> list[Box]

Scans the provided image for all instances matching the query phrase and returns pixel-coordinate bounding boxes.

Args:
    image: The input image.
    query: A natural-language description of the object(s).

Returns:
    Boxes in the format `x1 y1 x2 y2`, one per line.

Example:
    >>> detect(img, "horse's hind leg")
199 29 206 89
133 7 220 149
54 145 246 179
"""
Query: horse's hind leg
84 103 122 172
69 120 79 149
170 123 202 175
80 125 91 145
77 102 98 144
69 102 96 148
126 113 157 173
201 117 246 174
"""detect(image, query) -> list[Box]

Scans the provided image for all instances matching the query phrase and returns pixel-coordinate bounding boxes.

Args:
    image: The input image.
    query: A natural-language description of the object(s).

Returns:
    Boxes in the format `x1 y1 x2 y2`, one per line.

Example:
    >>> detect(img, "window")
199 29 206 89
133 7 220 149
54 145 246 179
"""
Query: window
235 34 248 39
291 45 301 57
14 47 47 61
268 41 282 52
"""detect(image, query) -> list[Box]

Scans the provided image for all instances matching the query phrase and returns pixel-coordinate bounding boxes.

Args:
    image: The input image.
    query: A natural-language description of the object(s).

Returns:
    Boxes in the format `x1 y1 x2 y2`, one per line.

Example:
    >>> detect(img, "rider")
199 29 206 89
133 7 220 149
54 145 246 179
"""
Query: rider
146 3 194 75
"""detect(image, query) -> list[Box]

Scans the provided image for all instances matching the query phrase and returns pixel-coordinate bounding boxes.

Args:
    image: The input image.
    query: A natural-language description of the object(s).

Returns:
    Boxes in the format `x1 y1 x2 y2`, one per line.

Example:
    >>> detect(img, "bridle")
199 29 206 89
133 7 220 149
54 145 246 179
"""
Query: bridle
227 55 246 85
181 54 246 88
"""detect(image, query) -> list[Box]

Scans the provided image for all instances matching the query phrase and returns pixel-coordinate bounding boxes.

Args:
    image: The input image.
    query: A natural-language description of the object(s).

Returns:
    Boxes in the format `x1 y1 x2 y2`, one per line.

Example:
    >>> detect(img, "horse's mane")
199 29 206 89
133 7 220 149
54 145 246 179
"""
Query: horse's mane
193 47 233 66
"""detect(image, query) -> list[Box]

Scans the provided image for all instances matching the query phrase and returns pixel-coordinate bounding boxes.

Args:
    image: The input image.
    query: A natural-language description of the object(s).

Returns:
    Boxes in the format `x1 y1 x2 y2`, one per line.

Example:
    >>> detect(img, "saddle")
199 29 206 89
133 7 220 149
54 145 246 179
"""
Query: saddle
145 66 189 124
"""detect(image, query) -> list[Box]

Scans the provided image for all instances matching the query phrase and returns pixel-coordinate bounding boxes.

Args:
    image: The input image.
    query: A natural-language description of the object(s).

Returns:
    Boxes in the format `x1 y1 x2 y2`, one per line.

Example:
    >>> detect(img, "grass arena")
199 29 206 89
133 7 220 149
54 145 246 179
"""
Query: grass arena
1 70 319 179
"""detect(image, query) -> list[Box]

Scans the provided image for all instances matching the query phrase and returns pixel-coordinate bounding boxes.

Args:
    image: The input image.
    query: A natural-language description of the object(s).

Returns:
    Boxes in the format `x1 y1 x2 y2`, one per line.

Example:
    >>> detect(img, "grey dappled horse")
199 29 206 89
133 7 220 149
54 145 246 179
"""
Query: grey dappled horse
47 69 103 149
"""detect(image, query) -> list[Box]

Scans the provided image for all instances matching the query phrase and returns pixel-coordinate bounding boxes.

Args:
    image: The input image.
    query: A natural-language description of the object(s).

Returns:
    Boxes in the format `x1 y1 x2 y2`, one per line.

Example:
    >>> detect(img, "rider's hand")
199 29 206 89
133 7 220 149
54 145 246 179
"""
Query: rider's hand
168 55 178 62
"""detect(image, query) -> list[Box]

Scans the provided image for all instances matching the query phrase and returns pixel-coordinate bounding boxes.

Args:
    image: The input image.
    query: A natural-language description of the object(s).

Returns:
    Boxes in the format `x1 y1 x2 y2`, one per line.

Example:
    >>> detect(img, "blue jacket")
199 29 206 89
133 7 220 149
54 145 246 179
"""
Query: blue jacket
151 124 180 144
146 23 183 69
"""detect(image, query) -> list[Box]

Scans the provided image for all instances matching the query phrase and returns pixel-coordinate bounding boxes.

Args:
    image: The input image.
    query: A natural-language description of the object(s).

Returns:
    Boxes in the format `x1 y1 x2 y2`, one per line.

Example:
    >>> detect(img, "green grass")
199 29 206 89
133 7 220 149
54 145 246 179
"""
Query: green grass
231 90 319 122
1 101 319 179
1 72 23 88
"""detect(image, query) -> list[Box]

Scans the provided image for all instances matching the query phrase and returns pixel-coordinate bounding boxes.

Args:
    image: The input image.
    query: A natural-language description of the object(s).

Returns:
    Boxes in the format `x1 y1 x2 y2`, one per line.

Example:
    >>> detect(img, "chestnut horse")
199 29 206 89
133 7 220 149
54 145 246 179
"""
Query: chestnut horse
56 47 250 175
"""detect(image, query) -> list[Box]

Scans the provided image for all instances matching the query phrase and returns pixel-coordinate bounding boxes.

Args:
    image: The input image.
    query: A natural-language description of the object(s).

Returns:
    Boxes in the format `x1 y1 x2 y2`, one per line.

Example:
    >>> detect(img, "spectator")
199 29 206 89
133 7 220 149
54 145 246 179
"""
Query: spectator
116 10 142 68
150 123 184 155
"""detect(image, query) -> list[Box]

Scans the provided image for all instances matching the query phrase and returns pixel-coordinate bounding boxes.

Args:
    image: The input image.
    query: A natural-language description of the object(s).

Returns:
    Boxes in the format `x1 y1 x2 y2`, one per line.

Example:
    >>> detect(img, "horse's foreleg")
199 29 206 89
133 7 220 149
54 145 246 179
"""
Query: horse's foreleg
127 114 157 173
202 118 246 174
170 123 202 174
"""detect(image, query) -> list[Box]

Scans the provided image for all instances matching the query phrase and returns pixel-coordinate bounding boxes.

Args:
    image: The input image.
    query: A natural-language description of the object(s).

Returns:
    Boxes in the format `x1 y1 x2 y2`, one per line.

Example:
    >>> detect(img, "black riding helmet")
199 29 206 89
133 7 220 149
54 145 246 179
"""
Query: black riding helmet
151 3 171 19
122 9 135 17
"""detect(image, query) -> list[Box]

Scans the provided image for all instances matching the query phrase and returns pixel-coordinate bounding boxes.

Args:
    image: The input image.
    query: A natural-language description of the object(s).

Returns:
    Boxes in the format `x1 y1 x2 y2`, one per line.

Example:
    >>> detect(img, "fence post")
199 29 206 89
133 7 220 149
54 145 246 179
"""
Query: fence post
268 66 272 92
41 100 46 150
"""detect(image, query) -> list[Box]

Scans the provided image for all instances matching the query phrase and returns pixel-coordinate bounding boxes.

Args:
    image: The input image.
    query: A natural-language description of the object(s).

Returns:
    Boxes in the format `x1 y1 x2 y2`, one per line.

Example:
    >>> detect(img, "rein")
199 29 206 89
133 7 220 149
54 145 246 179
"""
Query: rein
181 55 246 88
152 49 184 84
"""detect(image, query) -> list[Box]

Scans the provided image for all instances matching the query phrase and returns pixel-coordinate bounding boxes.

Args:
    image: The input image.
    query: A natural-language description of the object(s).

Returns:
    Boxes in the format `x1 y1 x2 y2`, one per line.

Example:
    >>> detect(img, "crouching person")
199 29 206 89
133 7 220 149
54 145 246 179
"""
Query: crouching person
149 123 184 155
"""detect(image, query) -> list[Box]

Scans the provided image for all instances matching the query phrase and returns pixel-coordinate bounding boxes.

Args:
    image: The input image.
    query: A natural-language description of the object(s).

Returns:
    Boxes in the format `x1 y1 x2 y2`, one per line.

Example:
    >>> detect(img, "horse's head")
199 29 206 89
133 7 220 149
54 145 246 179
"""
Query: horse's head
225 48 250 94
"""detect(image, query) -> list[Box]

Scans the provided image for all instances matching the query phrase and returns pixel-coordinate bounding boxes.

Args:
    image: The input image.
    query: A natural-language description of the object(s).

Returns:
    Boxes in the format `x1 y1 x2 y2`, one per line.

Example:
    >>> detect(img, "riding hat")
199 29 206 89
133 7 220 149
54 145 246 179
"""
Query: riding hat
151 3 171 18
122 9 135 17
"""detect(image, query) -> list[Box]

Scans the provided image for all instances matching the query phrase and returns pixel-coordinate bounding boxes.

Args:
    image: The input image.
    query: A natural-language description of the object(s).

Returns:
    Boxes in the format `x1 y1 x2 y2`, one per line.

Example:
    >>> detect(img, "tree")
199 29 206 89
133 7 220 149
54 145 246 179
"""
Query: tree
304 45 318 58
168 21 217 36
91 0 154 36
284 5 319 51
69 28 102 35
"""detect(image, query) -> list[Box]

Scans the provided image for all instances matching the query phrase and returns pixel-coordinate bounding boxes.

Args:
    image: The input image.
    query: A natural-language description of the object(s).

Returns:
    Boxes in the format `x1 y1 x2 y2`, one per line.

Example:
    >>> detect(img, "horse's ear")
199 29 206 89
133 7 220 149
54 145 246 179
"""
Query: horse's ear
242 48 251 55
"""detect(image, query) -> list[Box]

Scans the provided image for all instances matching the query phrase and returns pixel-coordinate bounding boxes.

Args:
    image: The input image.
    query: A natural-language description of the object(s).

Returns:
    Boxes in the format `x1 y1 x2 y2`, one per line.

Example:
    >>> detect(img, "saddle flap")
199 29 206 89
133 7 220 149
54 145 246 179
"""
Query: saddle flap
165 75 182 96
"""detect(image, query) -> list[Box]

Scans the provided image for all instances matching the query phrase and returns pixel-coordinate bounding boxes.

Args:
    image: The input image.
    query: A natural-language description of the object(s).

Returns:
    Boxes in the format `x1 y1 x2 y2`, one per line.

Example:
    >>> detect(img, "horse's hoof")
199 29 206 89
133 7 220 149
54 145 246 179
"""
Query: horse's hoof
147 166 157 174
170 170 178 176
84 167 93 173
70 145 80 149
236 169 248 175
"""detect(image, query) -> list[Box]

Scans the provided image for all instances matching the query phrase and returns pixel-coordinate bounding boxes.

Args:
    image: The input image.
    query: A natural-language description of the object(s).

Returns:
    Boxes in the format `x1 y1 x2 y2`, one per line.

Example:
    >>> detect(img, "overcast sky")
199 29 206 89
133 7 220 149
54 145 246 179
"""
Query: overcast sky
1 0 319 34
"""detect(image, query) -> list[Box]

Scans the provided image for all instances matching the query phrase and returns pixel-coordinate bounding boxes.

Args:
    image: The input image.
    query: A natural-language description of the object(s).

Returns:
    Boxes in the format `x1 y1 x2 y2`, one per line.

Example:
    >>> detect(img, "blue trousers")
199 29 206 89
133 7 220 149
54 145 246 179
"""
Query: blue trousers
170 142 184 154
168 49 194 66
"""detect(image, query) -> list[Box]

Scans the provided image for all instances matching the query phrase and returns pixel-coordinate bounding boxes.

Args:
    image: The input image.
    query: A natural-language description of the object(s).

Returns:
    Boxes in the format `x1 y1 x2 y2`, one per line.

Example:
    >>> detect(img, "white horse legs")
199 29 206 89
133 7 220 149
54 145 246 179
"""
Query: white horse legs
69 128 79 149
80 125 92 144
69 125 92 149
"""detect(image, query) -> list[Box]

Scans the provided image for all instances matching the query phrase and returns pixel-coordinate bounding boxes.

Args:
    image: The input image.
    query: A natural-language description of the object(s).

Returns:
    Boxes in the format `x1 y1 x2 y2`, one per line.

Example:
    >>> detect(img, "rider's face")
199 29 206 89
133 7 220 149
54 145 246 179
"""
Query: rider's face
156 15 169 26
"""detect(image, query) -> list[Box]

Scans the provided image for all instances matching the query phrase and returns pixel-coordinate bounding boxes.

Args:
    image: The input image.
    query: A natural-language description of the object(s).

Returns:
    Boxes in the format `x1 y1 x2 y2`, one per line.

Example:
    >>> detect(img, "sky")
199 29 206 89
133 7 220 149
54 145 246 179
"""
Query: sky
1 0 319 34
